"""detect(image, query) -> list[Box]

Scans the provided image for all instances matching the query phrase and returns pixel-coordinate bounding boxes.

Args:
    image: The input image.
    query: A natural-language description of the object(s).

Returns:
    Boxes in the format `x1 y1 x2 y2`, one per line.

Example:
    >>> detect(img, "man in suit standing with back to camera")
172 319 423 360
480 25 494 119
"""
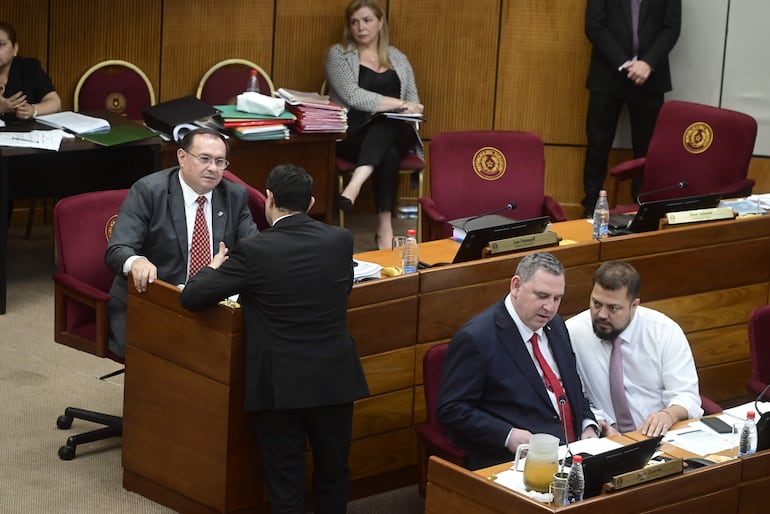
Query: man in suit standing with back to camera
437 252 599 470
581 0 682 217
105 127 258 358
180 164 370 514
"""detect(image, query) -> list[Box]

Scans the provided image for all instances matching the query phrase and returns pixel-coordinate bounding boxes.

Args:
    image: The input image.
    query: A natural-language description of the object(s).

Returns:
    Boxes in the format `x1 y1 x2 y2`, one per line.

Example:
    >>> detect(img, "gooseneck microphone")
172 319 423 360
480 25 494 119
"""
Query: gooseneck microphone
558 394 573 473
636 181 688 205
461 201 517 231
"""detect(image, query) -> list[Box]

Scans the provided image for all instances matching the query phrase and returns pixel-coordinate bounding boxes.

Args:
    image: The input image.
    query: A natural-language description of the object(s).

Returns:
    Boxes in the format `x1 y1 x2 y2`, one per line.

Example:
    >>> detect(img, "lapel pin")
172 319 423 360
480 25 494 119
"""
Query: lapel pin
217 211 224 217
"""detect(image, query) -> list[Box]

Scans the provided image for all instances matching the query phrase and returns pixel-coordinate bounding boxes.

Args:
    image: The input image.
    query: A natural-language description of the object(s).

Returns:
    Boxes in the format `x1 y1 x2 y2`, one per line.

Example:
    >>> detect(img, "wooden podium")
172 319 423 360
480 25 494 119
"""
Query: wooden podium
122 279 267 514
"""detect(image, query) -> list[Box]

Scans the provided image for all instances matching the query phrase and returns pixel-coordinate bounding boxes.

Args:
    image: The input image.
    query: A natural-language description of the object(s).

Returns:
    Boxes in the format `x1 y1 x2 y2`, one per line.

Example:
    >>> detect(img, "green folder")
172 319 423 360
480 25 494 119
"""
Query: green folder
215 105 296 121
78 123 159 146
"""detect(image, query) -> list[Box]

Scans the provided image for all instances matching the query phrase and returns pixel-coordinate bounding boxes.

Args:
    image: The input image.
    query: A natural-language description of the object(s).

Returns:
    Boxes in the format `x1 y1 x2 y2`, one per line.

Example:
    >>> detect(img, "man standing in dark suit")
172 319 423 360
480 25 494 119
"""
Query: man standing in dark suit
437 252 598 470
105 128 258 358
180 164 369 514
581 0 682 217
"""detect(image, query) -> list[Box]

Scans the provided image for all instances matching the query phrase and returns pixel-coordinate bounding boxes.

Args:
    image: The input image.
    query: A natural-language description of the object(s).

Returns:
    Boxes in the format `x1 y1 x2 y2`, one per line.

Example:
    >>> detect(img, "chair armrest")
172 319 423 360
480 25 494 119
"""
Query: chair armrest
718 178 756 199
415 423 468 462
544 196 567 223
608 157 646 209
419 197 447 224
52 272 111 303
747 378 769 398
700 394 722 415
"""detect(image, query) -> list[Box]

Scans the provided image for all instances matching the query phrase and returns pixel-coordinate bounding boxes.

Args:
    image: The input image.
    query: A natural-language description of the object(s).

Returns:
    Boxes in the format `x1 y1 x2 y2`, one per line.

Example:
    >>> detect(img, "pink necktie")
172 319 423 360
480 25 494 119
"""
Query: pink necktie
188 196 210 278
631 0 641 56
530 333 576 442
610 337 635 432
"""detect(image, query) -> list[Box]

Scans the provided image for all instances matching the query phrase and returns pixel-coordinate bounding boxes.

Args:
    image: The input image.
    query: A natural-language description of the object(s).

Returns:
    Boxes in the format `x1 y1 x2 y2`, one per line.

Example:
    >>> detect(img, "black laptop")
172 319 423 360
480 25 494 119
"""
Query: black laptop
608 193 722 236
452 216 551 263
578 435 663 498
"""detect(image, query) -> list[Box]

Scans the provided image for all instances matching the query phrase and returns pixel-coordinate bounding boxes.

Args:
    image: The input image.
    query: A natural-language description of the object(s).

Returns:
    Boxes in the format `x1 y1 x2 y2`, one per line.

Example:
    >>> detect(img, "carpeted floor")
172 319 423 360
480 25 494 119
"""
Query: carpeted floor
0 211 422 514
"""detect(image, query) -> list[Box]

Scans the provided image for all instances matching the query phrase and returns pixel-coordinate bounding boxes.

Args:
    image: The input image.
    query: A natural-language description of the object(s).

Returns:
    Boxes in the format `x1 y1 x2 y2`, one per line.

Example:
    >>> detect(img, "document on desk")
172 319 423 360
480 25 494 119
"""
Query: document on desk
36 111 111 134
0 129 71 151
662 424 734 455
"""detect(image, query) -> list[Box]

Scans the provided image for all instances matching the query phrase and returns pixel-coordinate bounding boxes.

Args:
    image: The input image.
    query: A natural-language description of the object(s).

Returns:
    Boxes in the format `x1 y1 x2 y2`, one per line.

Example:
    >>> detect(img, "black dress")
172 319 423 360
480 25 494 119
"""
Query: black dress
336 66 416 213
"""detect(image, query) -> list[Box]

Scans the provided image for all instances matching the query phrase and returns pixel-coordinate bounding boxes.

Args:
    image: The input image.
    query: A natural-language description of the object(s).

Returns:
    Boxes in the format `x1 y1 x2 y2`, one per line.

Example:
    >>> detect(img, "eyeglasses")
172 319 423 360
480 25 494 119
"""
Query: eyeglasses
185 150 229 170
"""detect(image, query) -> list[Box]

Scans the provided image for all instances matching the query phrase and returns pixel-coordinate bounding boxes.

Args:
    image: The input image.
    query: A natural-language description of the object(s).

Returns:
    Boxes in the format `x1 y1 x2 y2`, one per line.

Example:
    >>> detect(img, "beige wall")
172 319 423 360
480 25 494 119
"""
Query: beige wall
2 0 768 216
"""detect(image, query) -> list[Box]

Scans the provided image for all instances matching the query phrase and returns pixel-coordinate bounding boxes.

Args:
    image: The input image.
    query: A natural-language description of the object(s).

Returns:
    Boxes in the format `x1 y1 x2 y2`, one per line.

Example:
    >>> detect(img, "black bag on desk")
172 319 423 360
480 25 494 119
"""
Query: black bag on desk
143 96 222 141
756 383 770 451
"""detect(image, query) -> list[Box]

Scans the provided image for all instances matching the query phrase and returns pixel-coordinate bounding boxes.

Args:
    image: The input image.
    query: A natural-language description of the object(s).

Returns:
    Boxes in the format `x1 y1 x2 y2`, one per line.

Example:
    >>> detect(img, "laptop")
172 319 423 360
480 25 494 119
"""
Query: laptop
608 193 723 236
452 216 551 263
578 435 663 498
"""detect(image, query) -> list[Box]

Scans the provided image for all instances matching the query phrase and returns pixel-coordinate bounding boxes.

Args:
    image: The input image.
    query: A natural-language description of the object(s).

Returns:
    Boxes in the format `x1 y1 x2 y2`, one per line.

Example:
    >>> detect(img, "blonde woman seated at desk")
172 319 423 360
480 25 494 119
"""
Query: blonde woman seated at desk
326 0 424 250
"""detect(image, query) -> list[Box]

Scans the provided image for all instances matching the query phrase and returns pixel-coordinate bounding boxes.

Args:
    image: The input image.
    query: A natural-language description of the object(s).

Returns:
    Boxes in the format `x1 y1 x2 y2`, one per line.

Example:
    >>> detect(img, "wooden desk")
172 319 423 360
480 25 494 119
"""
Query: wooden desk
0 117 161 313
160 132 338 224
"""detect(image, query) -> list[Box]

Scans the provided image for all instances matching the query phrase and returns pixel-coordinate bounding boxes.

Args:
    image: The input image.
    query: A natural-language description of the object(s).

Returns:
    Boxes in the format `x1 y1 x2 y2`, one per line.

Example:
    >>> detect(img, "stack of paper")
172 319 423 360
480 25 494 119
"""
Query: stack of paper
36 111 110 134
353 260 382 282
215 105 295 141
277 88 347 133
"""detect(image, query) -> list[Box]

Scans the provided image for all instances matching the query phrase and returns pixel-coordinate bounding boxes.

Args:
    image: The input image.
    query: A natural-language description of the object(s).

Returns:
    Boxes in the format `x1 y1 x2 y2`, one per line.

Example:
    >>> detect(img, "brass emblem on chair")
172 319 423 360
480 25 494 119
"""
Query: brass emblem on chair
472 147 507 180
105 92 127 115
105 214 118 241
682 122 713 154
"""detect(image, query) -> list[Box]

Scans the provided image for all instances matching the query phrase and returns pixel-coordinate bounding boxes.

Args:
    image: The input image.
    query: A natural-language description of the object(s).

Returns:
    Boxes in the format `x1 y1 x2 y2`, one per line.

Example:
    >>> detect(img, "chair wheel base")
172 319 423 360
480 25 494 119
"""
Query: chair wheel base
56 415 73 429
58 445 76 460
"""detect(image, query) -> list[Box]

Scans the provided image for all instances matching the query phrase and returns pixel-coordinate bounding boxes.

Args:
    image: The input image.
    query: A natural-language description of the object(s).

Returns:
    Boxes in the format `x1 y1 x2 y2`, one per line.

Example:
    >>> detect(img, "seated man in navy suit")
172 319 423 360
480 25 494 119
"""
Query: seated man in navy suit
437 252 599 469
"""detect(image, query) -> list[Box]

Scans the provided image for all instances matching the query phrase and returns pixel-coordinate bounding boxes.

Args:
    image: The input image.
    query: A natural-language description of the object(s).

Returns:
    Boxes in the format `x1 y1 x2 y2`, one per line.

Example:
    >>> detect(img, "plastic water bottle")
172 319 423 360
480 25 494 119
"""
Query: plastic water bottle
246 69 259 93
567 454 585 503
592 190 609 240
739 411 758 456
403 229 419 274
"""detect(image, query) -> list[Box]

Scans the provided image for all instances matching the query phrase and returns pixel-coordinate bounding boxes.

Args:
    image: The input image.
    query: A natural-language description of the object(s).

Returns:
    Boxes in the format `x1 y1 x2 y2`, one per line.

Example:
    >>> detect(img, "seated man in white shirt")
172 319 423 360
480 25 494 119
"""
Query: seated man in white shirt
566 261 703 437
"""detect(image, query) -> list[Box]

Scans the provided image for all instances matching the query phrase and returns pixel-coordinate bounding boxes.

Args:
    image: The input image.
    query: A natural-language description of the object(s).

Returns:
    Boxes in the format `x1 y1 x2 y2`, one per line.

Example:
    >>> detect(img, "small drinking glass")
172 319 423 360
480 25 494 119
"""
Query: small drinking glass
550 471 570 506
391 236 406 273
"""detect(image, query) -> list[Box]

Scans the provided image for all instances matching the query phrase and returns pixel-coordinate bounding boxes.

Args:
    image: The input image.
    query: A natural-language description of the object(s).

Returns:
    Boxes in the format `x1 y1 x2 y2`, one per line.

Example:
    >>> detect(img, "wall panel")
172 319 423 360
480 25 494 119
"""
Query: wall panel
160 0 273 102
48 0 162 111
496 0 591 144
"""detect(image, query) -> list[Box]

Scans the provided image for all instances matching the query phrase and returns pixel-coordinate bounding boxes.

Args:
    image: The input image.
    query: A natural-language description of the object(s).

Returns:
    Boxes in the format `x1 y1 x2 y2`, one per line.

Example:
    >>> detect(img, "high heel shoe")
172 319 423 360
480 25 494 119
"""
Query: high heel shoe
338 195 353 214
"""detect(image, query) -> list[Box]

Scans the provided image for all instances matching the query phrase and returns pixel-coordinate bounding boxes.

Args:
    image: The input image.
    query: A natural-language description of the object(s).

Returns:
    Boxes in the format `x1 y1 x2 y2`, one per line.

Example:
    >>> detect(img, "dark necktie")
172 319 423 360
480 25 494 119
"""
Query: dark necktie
188 196 210 278
609 337 636 432
530 333 576 442
631 0 642 56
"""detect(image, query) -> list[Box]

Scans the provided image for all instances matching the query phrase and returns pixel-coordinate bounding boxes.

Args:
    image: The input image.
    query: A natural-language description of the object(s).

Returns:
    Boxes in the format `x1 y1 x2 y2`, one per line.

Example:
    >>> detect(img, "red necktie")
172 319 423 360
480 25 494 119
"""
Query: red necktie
530 333 576 442
188 196 210 278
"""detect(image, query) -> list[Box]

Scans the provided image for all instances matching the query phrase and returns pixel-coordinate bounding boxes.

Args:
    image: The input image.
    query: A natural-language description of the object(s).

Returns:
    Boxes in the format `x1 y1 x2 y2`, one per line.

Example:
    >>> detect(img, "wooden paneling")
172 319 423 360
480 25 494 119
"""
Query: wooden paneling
360 346 415 395
347 427 416 481
544 145 587 216
273 0 349 92
353 388 414 438
160 0 273 102
748 156 770 193
0 1 49 64
391 0 500 137
496 0 592 144
48 0 162 111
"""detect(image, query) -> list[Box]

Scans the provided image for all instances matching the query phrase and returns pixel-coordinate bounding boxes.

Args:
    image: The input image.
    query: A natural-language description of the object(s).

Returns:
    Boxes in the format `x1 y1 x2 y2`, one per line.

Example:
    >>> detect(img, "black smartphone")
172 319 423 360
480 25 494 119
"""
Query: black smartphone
701 416 732 434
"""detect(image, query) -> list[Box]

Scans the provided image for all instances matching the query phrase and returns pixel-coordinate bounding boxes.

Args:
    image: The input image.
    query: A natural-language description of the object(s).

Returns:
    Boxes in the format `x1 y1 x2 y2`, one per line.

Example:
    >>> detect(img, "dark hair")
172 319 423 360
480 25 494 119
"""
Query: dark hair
593 261 641 301
179 128 230 160
0 22 17 45
515 252 564 282
266 164 313 212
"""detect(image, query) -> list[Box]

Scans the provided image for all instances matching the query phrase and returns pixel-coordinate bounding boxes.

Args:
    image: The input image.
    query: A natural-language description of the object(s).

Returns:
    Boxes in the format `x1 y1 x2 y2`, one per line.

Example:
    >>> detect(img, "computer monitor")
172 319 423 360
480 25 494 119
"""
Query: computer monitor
581 435 663 498
609 193 723 235
452 216 551 263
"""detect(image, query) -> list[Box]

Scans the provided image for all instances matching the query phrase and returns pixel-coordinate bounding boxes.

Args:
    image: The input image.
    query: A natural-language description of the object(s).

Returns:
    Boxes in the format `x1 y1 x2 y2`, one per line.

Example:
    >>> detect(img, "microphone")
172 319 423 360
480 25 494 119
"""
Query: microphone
461 202 517 231
558 394 573 473
636 181 688 205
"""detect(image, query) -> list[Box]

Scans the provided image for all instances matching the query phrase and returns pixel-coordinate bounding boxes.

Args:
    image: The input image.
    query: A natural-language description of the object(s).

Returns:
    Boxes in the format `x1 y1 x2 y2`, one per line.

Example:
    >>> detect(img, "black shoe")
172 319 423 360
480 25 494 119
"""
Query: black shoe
338 195 353 214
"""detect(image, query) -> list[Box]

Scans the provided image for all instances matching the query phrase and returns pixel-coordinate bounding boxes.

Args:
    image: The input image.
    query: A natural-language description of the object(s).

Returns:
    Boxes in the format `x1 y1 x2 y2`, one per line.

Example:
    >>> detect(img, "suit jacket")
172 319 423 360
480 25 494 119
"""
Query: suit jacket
437 299 594 470
585 0 681 94
105 167 258 354
180 213 370 411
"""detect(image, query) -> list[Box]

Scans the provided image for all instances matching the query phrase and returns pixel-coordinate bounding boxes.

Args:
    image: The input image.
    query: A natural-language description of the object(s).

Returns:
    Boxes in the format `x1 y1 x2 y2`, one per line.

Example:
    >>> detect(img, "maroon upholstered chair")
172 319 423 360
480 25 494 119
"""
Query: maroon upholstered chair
608 100 757 213
414 342 467 497
222 169 269 230
196 59 275 105
74 60 155 120
747 305 770 397
52 189 129 460
700 395 722 415
419 131 566 242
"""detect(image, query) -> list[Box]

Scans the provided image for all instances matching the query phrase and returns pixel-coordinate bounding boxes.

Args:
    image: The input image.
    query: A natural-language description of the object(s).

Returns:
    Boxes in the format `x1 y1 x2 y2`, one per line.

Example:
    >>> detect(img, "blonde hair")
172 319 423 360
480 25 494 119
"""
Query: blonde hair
341 0 392 69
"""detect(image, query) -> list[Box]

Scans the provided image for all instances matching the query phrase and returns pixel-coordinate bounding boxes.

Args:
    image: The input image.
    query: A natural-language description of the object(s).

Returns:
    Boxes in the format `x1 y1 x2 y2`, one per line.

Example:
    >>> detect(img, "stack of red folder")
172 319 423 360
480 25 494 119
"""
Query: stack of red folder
215 105 295 141
277 88 348 134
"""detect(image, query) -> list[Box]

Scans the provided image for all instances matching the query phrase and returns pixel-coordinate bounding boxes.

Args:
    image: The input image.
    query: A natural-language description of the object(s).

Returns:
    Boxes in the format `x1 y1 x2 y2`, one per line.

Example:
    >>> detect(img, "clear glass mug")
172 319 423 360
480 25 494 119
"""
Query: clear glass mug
513 433 560 493
550 471 570 506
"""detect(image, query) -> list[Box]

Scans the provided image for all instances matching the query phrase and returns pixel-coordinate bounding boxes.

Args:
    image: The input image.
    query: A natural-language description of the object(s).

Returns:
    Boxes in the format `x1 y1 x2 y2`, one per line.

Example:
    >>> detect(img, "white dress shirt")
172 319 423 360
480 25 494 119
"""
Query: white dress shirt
566 306 703 428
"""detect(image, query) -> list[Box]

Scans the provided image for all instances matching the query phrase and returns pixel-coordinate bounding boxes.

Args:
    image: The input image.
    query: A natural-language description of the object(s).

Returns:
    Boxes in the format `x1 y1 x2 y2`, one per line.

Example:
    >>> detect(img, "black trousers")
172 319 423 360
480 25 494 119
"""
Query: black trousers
582 87 664 216
254 403 354 514
337 117 416 212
